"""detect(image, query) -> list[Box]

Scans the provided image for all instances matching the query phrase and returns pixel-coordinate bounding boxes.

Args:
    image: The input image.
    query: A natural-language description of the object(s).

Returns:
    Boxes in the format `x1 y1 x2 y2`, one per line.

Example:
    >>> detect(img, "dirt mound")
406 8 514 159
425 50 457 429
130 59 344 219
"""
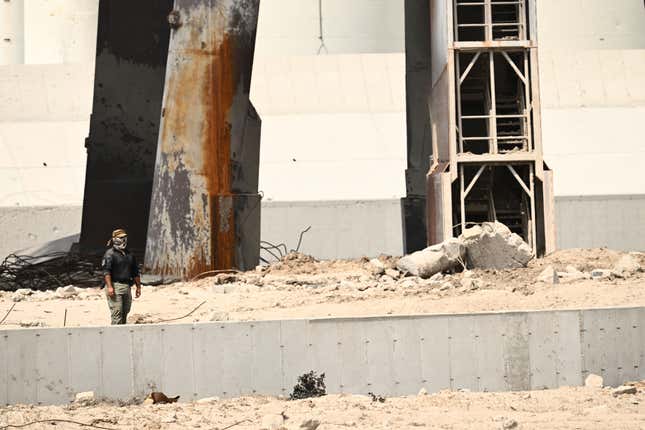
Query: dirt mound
266 252 365 275
538 248 633 272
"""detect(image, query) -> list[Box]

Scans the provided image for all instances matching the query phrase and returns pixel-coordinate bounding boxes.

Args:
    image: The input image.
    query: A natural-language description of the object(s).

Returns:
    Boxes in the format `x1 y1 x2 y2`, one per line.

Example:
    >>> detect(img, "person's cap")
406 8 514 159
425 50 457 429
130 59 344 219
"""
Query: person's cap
112 228 127 238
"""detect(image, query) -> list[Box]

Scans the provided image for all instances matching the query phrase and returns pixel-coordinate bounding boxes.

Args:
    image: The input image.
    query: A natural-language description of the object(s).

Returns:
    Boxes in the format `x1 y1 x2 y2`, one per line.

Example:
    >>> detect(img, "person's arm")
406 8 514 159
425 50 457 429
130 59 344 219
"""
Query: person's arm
105 274 115 298
134 276 142 298
132 255 142 298
102 252 115 298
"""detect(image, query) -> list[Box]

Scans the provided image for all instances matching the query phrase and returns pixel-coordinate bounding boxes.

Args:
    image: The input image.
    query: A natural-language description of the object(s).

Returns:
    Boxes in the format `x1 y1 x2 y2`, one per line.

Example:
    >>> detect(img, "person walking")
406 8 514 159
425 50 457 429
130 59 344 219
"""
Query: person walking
102 228 141 325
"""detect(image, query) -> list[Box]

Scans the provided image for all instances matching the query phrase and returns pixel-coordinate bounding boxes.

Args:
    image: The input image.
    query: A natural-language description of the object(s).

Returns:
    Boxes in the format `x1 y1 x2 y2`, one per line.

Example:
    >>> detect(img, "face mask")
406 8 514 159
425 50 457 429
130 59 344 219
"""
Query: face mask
113 236 127 251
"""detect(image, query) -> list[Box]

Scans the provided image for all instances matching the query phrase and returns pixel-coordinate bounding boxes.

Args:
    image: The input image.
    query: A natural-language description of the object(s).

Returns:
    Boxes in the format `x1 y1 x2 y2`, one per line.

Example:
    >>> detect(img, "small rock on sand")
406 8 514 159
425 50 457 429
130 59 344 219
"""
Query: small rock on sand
585 374 603 388
261 413 285 430
385 268 401 279
612 385 637 396
502 419 518 429
74 391 96 405
299 419 321 430
369 258 385 275
613 254 641 277
196 396 220 403
591 269 612 280
209 311 229 322
161 412 177 423
537 266 558 284
56 285 78 298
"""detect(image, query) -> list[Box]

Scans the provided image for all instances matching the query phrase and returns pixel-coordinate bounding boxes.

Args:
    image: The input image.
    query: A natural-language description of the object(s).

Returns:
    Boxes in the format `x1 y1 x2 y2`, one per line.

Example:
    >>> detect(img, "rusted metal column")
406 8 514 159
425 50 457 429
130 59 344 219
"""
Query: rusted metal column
145 0 261 279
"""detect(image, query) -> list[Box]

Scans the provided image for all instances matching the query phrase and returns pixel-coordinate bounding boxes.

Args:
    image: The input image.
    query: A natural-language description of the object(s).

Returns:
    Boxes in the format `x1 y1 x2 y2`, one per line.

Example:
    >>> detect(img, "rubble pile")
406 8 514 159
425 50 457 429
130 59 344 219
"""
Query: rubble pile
397 221 534 279
537 253 642 284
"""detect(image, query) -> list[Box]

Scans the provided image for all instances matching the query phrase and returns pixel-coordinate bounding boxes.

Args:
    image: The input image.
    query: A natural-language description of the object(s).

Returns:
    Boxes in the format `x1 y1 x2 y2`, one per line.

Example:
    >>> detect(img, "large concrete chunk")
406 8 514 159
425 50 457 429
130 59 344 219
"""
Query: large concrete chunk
396 238 465 278
459 222 533 269
613 254 641 277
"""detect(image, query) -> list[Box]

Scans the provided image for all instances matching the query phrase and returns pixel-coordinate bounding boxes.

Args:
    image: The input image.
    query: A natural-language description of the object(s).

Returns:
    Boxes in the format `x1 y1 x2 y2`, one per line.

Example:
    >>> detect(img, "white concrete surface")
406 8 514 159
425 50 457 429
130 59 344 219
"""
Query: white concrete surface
254 0 404 57
23 0 99 65
252 53 407 201
261 200 404 260
0 0 24 65
539 47 645 196
0 62 92 208
1 306 643 405
555 195 645 252
536 0 645 50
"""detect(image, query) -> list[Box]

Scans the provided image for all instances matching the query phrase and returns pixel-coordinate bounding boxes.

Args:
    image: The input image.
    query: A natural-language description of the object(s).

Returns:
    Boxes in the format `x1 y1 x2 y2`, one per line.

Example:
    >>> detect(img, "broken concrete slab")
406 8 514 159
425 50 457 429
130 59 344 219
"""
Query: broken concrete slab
537 266 558 284
459 222 533 270
613 254 641 277
396 238 465 278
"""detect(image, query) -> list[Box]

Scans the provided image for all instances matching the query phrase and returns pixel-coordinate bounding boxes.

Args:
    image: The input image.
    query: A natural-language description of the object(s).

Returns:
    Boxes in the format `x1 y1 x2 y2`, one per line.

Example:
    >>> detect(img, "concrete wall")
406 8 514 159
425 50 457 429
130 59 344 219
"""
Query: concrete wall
3 194 645 260
254 0 404 56
2 306 644 405
252 53 407 201
261 200 404 260
555 195 645 252
535 0 645 197
0 200 404 261
0 63 92 207
0 0 24 65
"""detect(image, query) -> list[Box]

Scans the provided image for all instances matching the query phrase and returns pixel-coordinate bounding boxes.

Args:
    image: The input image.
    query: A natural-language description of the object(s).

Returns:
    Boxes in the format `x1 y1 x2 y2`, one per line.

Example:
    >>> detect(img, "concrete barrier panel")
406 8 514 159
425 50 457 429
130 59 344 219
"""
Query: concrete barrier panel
6 330 38 404
1 307 645 406
417 316 451 392
306 319 342 393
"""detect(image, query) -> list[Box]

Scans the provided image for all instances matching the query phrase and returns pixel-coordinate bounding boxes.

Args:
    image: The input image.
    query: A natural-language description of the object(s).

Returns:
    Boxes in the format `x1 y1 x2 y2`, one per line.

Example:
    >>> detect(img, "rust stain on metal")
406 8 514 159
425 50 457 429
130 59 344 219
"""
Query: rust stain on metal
203 34 236 270
146 0 261 279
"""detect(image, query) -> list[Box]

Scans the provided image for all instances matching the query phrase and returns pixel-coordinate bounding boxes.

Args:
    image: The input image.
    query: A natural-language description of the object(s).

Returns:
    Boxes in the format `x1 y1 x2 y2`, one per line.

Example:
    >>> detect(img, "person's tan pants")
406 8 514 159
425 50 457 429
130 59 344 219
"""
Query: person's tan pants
106 282 132 325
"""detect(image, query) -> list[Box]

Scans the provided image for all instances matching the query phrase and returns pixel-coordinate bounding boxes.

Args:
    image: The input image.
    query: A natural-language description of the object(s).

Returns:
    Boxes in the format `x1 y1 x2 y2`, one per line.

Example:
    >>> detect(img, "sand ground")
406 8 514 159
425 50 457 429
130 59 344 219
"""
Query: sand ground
1 385 644 430
1 248 643 329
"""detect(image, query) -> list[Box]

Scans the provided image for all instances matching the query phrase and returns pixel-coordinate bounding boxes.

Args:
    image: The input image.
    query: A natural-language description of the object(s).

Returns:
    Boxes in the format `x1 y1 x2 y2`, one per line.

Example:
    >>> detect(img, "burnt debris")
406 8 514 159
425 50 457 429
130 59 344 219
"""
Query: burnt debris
289 371 327 400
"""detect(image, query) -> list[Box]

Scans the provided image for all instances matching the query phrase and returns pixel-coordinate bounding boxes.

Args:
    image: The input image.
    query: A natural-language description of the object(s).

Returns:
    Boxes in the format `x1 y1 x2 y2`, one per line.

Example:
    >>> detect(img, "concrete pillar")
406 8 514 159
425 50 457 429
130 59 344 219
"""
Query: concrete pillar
402 0 432 253
0 0 25 65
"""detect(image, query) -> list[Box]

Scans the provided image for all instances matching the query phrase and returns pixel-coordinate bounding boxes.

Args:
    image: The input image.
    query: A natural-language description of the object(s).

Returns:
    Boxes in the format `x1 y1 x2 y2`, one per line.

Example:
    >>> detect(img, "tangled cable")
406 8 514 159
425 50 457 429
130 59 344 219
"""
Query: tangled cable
260 225 312 262
0 252 103 292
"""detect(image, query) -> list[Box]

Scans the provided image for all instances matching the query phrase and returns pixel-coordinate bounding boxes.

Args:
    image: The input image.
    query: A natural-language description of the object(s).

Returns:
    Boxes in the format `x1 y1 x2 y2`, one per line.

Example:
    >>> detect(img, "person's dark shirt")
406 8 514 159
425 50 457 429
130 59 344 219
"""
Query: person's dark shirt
102 248 140 285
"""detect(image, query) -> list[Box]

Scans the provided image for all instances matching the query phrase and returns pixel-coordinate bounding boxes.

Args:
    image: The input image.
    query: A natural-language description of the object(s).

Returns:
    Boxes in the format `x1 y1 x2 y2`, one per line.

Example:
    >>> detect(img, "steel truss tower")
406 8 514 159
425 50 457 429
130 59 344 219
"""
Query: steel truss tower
427 0 556 255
